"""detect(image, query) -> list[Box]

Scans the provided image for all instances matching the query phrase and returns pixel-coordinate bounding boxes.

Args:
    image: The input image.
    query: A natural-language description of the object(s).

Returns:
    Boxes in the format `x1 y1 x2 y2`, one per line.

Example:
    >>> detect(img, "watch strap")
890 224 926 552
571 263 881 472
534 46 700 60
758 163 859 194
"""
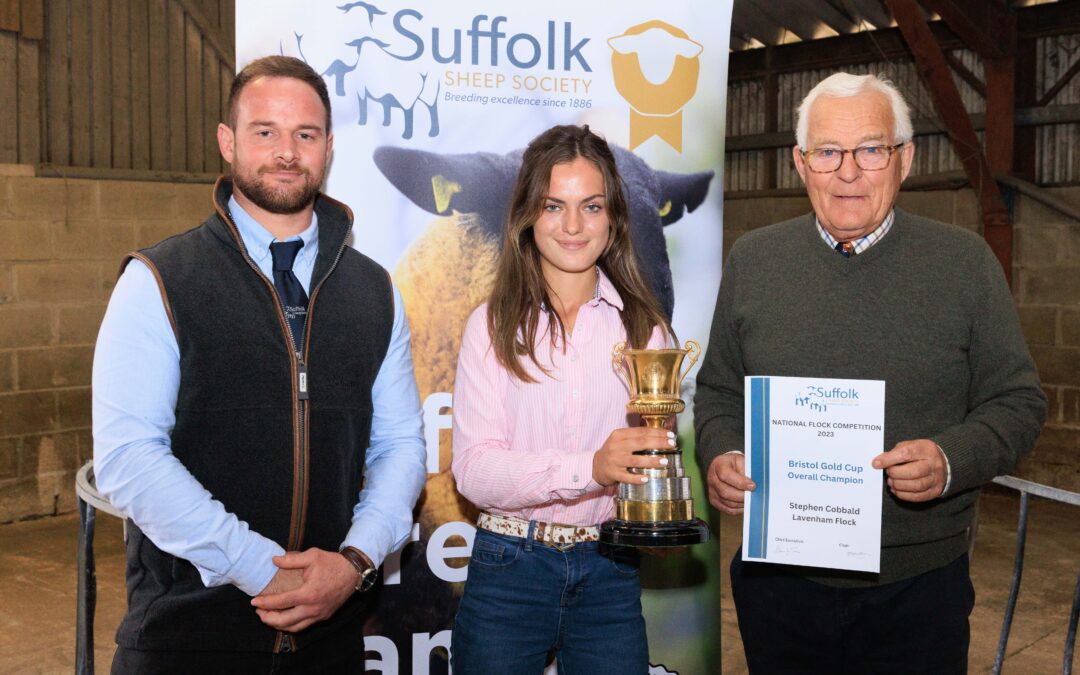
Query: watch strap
340 547 377 592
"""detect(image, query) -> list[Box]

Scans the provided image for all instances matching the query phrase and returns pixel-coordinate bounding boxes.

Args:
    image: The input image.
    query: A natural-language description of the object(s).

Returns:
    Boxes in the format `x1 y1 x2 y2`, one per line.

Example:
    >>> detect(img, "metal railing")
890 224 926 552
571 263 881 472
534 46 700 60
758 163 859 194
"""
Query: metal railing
990 475 1080 675
74 461 125 675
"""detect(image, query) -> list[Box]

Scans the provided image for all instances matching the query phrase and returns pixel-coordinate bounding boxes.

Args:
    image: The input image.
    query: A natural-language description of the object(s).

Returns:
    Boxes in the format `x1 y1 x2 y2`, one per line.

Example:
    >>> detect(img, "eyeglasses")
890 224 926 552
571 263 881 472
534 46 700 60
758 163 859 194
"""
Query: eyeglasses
800 143 906 173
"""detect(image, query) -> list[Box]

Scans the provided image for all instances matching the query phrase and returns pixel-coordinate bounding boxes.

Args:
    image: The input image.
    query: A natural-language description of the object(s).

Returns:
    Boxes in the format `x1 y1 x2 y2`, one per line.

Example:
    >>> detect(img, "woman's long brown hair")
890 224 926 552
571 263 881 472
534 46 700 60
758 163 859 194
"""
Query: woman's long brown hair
487 124 673 382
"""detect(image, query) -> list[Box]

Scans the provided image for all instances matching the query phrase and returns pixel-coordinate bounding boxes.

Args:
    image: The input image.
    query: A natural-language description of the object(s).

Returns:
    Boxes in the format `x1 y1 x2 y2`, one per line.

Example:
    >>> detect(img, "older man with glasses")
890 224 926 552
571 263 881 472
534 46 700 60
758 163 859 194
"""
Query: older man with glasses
694 72 1045 674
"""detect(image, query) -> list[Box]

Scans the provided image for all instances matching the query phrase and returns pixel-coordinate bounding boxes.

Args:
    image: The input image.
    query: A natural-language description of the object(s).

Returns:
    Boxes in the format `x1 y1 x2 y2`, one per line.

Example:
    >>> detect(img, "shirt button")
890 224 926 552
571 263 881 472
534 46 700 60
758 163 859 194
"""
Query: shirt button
572 389 580 399
572 474 580 483
570 354 579 362
568 426 576 435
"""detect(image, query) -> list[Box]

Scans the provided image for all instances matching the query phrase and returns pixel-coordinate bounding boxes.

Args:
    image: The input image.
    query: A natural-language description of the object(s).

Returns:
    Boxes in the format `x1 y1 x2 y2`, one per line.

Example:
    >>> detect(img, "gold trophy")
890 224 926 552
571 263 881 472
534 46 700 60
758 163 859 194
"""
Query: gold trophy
601 340 711 547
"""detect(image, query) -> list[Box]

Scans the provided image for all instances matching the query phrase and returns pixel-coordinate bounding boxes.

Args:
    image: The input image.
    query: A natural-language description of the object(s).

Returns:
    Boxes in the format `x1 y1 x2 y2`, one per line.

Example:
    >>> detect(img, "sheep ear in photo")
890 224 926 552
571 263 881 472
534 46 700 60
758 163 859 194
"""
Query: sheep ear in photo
373 146 519 239
654 169 714 226
376 142 716 319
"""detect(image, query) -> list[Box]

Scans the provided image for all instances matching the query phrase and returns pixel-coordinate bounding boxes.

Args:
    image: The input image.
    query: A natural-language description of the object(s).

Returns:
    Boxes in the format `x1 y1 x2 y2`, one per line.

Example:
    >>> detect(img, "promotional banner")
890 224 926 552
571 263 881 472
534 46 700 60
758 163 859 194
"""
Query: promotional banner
237 2 731 672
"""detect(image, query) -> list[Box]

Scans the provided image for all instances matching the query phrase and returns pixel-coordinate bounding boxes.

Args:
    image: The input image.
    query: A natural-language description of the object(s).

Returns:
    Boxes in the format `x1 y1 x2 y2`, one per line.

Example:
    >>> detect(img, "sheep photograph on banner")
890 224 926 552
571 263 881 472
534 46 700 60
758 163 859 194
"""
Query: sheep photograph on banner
237 2 732 673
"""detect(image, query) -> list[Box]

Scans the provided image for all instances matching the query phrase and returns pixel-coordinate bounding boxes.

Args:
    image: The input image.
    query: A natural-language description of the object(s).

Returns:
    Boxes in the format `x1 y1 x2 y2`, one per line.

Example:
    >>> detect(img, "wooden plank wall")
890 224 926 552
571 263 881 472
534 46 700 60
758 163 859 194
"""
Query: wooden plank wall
0 0 235 172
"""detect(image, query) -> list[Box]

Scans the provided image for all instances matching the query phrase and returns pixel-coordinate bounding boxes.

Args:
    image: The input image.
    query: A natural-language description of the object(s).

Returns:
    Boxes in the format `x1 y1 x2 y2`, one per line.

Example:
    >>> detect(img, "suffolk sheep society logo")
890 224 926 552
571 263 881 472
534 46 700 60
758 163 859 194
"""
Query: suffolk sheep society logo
609 21 703 152
288 2 443 139
285 3 600 140
796 385 863 414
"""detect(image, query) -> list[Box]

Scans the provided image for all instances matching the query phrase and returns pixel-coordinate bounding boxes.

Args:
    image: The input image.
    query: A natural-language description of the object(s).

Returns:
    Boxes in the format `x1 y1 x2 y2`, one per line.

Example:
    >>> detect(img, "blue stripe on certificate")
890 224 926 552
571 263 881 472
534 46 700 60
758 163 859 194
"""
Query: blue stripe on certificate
747 377 769 559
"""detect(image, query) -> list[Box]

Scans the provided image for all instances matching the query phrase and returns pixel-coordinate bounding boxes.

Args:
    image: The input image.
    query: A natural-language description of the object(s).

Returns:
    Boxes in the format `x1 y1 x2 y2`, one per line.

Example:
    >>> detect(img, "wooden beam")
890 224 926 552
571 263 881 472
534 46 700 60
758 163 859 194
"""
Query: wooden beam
984 13 1016 175
89 0 112 168
0 33 17 163
918 0 1010 59
17 35 40 163
729 1 1075 80
849 0 895 29
982 9 1015 284
1036 54 1080 107
764 0 824 42
943 50 985 98
172 0 233 71
730 21 965 80
0 0 18 33
45 0 70 165
764 47 778 189
729 33 756 51
800 0 860 35
886 0 1013 283
1013 36 1037 182
734 0 786 46
19 0 41 40
1019 0 1080 39
725 103 1080 152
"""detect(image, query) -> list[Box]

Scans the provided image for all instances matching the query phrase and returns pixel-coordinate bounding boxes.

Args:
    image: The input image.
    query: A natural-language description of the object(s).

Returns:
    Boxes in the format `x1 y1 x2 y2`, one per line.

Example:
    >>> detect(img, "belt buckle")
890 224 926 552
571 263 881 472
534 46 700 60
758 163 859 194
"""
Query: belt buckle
542 524 576 551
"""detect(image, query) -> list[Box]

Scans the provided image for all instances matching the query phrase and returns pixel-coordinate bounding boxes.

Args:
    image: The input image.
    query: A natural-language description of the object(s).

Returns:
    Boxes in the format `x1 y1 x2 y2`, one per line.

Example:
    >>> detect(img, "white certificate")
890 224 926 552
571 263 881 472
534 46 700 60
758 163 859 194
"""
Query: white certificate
742 375 885 573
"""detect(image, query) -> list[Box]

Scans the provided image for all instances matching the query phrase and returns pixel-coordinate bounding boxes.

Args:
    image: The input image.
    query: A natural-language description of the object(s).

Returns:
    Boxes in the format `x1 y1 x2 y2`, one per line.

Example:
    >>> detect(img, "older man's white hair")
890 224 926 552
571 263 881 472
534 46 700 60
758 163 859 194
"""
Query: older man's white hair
795 72 914 149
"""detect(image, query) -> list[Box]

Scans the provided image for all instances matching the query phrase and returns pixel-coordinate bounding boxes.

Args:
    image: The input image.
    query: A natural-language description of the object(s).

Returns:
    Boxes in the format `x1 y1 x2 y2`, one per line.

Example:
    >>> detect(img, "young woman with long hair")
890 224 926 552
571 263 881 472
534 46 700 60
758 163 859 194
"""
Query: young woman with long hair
449 124 674 674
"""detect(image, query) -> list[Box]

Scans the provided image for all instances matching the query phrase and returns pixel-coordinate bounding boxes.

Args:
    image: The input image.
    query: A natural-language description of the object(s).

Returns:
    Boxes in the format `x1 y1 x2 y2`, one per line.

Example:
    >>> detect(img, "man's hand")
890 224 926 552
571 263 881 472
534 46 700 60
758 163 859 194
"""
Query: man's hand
258 567 304 597
872 439 947 502
592 428 675 486
250 548 358 633
706 452 755 515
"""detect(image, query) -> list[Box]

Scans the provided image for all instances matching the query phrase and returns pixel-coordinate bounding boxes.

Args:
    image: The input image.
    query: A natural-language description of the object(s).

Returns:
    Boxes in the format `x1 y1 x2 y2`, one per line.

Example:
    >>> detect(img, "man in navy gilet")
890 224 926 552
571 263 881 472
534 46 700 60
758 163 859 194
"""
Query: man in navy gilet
92 55 426 672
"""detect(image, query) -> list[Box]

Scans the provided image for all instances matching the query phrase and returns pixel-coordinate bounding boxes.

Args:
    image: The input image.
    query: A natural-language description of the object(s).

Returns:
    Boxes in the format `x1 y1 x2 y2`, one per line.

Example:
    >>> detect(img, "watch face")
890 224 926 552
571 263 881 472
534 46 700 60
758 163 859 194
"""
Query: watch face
359 567 378 592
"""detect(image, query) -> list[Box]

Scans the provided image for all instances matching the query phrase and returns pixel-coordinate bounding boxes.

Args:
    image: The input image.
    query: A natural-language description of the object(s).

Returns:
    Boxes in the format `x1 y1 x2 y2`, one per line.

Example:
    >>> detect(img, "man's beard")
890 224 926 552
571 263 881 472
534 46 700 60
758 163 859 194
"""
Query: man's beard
232 163 323 215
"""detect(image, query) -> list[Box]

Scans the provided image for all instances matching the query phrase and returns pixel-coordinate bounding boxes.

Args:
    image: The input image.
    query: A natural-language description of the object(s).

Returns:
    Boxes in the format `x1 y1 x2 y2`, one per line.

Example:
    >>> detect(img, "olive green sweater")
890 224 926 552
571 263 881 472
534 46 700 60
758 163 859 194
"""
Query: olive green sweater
694 209 1046 586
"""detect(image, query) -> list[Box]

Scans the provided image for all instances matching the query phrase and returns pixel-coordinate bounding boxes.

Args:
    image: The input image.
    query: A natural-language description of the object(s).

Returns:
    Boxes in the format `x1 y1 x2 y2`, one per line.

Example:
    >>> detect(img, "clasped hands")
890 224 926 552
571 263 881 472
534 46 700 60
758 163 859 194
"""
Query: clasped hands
706 438 948 515
251 548 359 633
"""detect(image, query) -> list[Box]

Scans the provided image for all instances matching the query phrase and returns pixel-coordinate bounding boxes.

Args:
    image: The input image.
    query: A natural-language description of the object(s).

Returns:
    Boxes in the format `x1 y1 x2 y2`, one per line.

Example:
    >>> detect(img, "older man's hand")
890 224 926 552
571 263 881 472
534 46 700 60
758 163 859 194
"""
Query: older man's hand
706 452 756 515
872 439 948 502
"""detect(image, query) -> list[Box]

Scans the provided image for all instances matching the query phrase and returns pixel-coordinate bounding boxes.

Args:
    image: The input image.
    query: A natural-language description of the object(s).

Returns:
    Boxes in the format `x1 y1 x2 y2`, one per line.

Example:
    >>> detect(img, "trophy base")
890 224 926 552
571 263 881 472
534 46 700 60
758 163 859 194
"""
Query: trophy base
599 518 710 548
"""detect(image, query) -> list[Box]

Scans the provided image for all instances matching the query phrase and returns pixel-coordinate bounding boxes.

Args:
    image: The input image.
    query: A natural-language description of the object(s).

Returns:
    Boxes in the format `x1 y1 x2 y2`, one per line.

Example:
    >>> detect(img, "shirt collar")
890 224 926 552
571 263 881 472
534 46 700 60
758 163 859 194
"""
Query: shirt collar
594 267 624 311
816 209 894 255
538 267 623 312
228 195 319 266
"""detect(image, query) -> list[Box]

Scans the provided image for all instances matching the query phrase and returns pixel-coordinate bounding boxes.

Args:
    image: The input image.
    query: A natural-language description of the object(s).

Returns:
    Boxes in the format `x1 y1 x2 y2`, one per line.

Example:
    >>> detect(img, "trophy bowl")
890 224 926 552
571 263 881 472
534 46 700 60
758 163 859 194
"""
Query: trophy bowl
601 340 711 547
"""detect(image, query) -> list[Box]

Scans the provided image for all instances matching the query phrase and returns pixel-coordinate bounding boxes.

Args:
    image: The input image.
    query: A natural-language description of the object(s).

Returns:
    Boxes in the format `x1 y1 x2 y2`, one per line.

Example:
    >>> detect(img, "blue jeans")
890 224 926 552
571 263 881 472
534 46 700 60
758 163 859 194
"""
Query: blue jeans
451 527 649 675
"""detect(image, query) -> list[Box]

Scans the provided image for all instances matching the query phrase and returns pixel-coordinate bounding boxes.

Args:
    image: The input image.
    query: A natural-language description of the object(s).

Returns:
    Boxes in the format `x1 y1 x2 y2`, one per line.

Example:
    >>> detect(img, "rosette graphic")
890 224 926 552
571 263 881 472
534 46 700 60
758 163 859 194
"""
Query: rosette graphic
609 21 703 152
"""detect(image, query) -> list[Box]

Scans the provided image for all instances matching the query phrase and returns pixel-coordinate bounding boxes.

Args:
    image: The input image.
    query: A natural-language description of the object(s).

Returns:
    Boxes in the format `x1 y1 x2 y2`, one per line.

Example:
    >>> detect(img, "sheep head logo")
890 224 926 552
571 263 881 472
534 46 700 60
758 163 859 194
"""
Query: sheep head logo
286 2 441 140
608 21 703 152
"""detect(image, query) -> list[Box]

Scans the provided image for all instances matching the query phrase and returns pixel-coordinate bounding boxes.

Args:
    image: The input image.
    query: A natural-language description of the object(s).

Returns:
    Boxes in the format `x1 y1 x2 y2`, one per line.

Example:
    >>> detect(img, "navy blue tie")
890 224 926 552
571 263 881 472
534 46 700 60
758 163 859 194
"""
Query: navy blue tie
270 241 308 351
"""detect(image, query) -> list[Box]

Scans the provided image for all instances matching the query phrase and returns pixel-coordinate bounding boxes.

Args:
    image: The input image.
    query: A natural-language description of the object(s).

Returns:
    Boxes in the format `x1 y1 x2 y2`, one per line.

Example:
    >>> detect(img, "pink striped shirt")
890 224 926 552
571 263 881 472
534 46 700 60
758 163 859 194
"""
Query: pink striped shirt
451 270 666 527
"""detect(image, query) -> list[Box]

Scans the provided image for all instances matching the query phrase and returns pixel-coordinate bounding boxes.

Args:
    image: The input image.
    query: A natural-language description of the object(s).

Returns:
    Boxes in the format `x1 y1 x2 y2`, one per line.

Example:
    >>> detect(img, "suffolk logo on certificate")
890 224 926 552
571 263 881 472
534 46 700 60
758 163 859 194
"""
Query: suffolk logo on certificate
743 376 885 573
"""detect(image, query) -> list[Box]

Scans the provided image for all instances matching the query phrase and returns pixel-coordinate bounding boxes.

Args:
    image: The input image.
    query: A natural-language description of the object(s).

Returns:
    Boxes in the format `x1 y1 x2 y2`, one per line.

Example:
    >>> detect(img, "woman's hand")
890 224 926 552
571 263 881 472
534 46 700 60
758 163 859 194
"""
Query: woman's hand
592 427 676 486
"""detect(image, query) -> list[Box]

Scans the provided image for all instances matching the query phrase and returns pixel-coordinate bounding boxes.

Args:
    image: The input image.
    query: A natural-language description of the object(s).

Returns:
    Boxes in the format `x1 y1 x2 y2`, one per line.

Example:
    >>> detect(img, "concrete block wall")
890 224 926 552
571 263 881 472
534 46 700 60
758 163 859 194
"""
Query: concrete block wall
722 187 1080 492
1 176 1075 520
0 169 213 522
1012 187 1080 490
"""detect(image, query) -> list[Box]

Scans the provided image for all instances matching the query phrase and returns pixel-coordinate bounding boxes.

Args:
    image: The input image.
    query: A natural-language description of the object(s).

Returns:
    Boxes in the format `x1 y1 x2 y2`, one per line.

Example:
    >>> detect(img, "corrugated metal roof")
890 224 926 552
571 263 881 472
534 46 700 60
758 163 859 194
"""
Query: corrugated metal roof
730 0 1059 51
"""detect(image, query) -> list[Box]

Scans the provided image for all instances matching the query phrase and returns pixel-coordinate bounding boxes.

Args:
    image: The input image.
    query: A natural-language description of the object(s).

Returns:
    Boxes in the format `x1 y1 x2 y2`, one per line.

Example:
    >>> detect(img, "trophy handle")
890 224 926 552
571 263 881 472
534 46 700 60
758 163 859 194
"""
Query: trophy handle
612 341 632 391
680 340 701 383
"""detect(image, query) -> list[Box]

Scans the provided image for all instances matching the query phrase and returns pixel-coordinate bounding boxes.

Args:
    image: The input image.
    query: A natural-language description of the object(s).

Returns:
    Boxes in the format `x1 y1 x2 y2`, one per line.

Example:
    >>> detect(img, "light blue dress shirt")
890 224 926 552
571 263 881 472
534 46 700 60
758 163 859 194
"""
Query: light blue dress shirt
92 196 427 596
